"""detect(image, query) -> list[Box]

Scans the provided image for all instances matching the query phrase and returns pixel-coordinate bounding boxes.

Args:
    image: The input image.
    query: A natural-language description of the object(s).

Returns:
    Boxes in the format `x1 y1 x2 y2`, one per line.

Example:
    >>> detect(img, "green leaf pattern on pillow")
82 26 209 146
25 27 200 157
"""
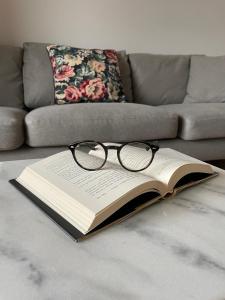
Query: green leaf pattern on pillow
47 45 126 104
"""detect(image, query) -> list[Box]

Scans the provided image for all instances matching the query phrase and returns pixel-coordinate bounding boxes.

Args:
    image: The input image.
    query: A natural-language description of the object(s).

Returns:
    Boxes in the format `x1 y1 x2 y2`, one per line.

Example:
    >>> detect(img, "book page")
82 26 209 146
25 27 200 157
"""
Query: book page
142 148 213 189
89 145 213 190
23 150 165 215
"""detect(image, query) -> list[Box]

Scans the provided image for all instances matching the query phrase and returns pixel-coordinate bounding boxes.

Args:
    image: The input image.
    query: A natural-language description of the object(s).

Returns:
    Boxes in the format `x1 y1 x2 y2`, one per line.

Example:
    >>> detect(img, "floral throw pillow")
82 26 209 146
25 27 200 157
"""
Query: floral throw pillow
47 45 126 104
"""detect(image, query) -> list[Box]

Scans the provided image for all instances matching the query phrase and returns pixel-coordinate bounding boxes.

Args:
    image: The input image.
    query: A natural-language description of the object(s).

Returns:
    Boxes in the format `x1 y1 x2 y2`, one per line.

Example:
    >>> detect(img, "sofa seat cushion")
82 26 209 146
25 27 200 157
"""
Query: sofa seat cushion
0 107 26 150
25 103 178 147
161 103 225 140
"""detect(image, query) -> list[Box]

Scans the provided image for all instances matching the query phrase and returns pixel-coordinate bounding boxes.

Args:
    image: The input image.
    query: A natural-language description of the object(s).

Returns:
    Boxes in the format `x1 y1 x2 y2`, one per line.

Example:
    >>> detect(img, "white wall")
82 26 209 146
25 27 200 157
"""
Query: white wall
4 0 225 55
0 0 14 44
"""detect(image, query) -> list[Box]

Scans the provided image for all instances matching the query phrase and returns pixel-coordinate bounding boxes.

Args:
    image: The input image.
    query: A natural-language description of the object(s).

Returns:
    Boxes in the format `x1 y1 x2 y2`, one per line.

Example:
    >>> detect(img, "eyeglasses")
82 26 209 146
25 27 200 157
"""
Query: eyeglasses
68 141 159 172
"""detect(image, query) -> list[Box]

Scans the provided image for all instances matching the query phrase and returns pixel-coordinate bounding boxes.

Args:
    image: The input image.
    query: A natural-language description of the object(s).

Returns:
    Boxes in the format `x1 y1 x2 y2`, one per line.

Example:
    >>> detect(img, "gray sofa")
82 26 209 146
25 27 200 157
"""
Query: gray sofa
1 43 225 162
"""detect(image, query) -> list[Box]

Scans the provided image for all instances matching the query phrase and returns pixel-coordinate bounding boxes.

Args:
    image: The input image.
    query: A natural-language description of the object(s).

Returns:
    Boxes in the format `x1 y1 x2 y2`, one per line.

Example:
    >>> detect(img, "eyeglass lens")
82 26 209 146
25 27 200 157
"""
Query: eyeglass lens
74 141 106 170
119 142 153 171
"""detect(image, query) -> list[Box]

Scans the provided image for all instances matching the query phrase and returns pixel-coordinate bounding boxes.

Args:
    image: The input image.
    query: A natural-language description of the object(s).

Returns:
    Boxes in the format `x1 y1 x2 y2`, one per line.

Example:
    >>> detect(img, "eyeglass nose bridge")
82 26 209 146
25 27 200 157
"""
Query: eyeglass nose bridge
106 145 120 150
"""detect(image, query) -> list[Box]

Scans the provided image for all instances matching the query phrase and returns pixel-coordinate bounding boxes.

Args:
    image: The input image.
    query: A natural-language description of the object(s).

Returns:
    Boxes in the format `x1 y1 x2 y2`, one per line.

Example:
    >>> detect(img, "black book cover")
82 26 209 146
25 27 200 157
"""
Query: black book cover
9 179 159 242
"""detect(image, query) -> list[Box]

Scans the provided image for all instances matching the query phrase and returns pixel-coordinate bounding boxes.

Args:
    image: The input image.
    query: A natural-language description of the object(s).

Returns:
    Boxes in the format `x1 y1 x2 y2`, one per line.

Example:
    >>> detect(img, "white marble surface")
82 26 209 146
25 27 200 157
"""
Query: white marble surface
0 159 225 300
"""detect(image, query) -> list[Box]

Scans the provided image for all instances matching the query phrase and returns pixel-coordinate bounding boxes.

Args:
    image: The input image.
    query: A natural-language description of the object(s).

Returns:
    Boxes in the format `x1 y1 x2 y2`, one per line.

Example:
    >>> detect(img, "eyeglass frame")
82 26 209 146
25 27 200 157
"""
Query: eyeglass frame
68 140 159 172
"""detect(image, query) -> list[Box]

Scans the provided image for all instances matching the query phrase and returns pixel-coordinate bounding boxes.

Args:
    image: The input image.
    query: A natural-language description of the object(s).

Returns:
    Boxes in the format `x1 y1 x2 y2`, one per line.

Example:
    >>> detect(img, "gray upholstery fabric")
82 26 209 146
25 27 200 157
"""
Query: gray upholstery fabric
117 51 133 102
23 43 133 109
0 107 26 150
184 55 225 103
2 139 225 162
160 103 225 140
23 43 55 109
0 46 23 108
129 54 190 106
0 145 66 161
25 103 178 147
158 138 225 161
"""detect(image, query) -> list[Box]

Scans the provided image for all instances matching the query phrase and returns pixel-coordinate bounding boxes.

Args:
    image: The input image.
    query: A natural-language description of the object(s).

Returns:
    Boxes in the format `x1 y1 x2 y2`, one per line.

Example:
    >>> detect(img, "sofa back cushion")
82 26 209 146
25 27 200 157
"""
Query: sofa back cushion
23 43 55 109
129 54 190 106
0 46 23 108
23 43 133 109
184 55 225 103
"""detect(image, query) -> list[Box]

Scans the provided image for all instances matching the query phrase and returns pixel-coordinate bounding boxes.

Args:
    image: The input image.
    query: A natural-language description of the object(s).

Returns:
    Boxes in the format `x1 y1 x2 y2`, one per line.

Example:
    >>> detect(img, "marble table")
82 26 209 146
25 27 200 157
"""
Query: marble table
1 159 225 300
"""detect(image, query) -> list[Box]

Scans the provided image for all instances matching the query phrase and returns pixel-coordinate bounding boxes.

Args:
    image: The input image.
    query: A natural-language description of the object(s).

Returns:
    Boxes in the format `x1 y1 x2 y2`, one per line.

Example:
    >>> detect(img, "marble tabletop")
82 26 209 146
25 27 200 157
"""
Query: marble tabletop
0 159 225 300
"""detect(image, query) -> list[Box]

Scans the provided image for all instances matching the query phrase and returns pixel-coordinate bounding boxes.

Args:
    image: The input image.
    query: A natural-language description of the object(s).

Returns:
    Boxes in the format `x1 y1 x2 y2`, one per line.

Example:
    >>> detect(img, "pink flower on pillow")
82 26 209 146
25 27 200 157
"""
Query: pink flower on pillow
105 50 118 63
55 65 75 81
81 78 106 101
64 86 81 101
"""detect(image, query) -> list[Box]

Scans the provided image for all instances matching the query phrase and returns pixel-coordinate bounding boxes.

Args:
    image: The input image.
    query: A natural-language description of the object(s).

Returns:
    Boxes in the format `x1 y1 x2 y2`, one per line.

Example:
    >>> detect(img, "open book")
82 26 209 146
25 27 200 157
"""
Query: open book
10 147 216 241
